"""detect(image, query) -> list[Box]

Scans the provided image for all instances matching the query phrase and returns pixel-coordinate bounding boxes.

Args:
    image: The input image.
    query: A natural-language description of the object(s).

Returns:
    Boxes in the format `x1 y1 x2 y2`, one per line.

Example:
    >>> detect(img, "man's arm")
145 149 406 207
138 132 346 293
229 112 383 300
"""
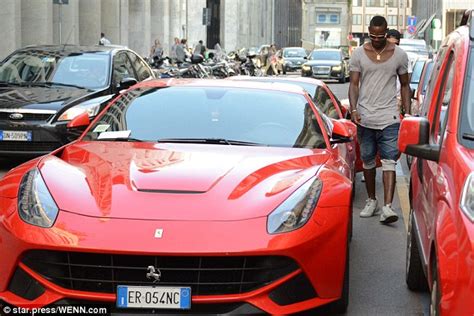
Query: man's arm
348 71 361 123
399 73 411 115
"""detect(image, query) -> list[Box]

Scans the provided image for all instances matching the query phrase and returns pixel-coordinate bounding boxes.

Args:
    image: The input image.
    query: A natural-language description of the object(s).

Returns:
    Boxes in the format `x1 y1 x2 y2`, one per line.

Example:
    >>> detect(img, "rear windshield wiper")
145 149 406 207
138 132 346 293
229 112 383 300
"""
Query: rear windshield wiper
32 82 89 90
462 133 474 141
157 138 265 146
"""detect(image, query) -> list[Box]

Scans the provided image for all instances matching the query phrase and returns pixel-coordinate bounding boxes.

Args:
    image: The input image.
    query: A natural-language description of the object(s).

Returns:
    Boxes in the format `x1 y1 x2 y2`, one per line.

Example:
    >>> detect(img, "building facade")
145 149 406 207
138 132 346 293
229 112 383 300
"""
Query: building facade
1 0 301 60
302 0 351 51
350 0 412 45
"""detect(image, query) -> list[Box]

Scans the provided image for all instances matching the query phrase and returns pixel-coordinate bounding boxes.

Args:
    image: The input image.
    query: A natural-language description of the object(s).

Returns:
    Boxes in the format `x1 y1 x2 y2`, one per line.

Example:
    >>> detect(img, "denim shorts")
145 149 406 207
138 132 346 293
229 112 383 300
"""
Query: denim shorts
357 123 400 163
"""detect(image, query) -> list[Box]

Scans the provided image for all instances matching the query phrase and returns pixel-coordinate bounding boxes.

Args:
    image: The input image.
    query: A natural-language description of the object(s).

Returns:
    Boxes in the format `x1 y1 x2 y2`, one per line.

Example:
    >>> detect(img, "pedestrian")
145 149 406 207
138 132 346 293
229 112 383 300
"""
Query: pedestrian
386 29 401 45
176 39 188 66
150 39 163 60
194 40 206 56
348 16 410 224
99 32 111 46
265 44 278 76
170 37 180 65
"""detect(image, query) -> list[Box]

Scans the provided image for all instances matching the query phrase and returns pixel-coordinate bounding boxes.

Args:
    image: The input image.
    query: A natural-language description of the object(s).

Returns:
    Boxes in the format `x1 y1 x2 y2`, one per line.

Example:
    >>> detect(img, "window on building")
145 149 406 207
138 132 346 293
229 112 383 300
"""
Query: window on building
388 15 398 26
387 0 398 6
366 14 374 25
316 12 340 25
353 0 360 6
352 14 362 25
366 0 383 7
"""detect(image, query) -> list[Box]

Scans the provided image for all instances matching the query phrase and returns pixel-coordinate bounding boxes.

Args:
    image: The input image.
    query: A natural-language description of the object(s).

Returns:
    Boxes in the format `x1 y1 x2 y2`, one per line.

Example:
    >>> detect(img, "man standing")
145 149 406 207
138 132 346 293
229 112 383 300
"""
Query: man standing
99 32 111 46
348 16 410 224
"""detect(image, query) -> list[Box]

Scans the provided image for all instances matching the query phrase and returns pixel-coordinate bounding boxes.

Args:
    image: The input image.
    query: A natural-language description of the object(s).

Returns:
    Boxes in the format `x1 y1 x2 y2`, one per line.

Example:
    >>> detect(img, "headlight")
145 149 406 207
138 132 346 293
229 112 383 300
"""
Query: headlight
302 65 310 71
332 65 342 71
460 172 474 222
18 168 59 228
57 95 112 121
267 177 322 234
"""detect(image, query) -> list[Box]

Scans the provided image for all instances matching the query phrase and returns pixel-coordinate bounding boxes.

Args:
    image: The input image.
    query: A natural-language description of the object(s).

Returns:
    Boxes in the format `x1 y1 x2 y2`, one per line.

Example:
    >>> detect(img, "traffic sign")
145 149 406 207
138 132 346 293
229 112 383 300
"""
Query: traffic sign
407 25 416 34
407 16 417 27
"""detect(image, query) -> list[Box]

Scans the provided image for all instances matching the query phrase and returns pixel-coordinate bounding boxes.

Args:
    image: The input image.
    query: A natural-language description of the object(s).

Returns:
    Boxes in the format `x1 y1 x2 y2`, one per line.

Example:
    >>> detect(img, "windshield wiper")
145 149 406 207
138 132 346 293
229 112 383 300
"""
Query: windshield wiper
97 137 143 142
462 133 474 141
32 82 89 90
157 138 265 146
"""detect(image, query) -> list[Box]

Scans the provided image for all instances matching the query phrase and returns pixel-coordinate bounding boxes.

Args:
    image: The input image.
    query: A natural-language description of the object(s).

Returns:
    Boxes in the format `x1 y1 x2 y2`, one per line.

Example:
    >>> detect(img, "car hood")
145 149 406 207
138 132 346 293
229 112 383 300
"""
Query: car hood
0 85 93 111
305 60 342 67
38 142 329 221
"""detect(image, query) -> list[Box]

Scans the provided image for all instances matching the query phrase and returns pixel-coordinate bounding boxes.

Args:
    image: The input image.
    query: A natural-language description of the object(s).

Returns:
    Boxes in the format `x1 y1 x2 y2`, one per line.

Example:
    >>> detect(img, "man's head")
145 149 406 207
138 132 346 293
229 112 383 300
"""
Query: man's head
387 29 401 45
368 16 388 49
199 40 203 44
101 32 105 38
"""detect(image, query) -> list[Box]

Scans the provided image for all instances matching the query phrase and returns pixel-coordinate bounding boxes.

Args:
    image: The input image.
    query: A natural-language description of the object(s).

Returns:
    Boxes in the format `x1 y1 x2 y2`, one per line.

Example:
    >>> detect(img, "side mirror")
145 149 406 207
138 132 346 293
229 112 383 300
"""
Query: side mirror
67 111 90 129
117 77 138 92
399 117 439 161
410 89 417 99
330 119 353 144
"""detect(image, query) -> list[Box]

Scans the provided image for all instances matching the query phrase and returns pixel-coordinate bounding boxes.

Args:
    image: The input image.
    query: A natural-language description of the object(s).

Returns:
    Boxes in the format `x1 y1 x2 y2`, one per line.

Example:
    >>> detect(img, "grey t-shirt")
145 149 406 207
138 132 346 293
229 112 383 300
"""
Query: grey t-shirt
349 45 408 129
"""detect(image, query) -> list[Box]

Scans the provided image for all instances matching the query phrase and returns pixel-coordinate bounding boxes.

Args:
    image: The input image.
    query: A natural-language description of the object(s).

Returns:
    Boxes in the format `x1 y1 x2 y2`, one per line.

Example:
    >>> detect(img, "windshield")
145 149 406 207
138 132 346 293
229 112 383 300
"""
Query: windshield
410 60 426 84
310 50 341 61
84 86 327 149
283 49 306 58
460 48 474 148
0 50 110 89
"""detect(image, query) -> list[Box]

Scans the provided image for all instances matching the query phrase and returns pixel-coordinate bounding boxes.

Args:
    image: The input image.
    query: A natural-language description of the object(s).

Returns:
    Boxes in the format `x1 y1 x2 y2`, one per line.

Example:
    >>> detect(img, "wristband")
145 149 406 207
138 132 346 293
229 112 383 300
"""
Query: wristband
351 109 357 113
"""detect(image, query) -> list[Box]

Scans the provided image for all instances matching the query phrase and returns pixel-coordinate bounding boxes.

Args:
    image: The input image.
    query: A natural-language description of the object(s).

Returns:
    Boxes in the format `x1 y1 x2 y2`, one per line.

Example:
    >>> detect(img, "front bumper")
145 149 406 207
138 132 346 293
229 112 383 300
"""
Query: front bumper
0 119 82 157
0 196 349 314
301 67 344 80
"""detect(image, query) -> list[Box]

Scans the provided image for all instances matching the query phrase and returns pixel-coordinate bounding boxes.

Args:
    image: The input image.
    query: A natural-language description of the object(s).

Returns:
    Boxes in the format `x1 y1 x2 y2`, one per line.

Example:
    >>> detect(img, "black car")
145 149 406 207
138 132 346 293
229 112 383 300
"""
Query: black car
301 48 349 83
282 47 307 72
0 45 154 156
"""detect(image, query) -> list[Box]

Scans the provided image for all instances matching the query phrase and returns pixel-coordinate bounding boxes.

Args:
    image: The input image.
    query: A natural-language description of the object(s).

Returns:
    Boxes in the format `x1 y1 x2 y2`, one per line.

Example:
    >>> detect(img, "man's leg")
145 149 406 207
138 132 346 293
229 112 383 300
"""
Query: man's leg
357 125 378 217
378 123 400 224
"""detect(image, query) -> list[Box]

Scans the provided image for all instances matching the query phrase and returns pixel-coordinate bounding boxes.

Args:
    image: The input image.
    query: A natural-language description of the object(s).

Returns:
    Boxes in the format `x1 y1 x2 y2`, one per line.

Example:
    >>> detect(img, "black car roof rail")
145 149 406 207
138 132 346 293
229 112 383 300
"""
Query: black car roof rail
460 9 474 41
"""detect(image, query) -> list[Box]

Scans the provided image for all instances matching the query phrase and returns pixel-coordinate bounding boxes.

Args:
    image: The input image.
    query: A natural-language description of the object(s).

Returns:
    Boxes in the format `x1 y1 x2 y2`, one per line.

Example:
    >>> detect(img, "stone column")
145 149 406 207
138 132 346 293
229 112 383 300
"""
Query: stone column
221 0 238 52
150 0 169 55
53 0 79 45
129 0 151 57
101 0 121 45
169 0 182 50
79 0 101 45
0 0 21 59
119 0 129 46
21 0 53 46
186 0 206 50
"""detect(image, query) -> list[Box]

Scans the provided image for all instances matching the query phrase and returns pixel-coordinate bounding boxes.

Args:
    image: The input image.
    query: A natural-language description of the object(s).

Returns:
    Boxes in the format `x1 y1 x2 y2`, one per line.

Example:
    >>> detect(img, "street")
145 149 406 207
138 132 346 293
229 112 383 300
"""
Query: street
0 79 429 315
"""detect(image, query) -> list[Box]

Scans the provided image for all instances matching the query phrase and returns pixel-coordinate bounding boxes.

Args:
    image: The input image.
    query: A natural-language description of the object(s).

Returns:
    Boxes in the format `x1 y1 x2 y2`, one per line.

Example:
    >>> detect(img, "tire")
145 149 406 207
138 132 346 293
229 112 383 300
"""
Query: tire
429 259 441 316
406 209 429 291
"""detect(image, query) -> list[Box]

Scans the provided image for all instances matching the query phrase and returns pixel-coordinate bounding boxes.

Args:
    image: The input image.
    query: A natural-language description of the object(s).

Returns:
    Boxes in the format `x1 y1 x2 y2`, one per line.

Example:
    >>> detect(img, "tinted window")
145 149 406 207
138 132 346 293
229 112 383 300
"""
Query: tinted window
310 50 341 61
420 61 434 95
0 50 110 89
112 52 136 85
85 87 326 149
410 60 426 84
313 86 339 119
283 48 306 58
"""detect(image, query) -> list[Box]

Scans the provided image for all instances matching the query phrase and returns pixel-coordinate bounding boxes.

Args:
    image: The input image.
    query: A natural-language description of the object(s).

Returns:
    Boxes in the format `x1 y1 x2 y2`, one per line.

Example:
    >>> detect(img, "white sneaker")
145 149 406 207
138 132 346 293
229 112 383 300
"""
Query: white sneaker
360 198 378 217
380 205 399 224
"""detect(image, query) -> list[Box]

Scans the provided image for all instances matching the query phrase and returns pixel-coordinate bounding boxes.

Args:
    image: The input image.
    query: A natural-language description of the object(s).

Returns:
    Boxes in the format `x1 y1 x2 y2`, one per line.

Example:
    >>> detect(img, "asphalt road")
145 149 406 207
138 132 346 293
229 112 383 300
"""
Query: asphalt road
0 78 429 315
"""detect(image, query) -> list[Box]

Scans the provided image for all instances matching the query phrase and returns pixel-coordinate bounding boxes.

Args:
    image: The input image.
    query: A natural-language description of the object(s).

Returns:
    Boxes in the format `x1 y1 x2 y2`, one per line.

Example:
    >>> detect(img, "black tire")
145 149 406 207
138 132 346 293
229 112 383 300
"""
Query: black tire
406 209 429 291
429 259 441 316
338 74 345 83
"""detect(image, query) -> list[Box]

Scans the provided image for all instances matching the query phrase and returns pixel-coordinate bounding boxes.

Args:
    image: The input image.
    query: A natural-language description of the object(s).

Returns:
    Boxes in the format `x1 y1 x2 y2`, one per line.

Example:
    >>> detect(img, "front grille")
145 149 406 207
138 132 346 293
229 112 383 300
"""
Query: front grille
0 112 53 122
0 141 60 152
312 66 330 74
22 251 299 296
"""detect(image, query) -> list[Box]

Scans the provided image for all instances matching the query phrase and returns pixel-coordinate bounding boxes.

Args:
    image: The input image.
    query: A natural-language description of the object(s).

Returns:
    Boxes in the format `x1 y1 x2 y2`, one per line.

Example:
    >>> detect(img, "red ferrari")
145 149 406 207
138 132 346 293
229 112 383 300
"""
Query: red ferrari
0 79 355 314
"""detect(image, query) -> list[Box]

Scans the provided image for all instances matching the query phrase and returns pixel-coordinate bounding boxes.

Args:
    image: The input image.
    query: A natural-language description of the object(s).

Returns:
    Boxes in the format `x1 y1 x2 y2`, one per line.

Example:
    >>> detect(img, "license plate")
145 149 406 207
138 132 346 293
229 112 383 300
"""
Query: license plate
116 286 191 309
0 130 32 141
316 68 329 74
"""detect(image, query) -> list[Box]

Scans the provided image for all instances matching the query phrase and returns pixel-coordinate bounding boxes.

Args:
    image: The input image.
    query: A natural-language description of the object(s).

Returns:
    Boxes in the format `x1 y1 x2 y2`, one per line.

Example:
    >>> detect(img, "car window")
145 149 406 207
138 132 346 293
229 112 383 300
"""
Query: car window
420 61 434 95
283 49 306 58
432 53 454 145
310 50 341 61
459 48 474 149
126 52 153 81
410 60 426 84
313 86 339 119
421 48 447 117
0 51 110 89
85 86 327 149
112 52 136 85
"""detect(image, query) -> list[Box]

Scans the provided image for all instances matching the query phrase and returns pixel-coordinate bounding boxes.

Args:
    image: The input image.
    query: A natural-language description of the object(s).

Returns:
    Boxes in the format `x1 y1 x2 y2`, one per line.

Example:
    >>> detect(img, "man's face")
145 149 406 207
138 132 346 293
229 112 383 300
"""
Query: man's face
387 37 399 45
368 26 387 50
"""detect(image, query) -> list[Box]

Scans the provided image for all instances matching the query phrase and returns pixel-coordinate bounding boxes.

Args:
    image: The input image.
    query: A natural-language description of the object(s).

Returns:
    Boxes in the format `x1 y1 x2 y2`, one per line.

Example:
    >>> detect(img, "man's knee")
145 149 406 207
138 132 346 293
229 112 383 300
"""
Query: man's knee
363 159 376 169
381 159 396 171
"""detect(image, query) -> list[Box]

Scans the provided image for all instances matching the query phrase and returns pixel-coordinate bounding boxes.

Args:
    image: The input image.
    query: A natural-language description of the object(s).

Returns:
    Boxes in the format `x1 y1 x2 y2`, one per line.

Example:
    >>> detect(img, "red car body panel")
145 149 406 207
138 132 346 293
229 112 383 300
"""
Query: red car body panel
0 79 354 314
404 24 474 315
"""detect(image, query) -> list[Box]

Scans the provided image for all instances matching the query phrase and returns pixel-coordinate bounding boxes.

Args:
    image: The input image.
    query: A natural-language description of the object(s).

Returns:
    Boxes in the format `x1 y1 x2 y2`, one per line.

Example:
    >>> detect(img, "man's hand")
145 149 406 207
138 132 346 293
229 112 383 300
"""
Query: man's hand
351 110 361 124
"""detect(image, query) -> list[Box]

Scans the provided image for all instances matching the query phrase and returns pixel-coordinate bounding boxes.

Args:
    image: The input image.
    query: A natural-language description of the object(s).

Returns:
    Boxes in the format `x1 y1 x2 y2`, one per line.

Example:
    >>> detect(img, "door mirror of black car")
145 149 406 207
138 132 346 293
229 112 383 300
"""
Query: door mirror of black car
67 112 90 129
117 77 138 92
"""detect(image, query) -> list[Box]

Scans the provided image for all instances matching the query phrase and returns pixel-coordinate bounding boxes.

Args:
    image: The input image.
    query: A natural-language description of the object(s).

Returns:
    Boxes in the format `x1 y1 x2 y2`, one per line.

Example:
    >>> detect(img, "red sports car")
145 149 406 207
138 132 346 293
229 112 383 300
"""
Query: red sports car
0 79 355 314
